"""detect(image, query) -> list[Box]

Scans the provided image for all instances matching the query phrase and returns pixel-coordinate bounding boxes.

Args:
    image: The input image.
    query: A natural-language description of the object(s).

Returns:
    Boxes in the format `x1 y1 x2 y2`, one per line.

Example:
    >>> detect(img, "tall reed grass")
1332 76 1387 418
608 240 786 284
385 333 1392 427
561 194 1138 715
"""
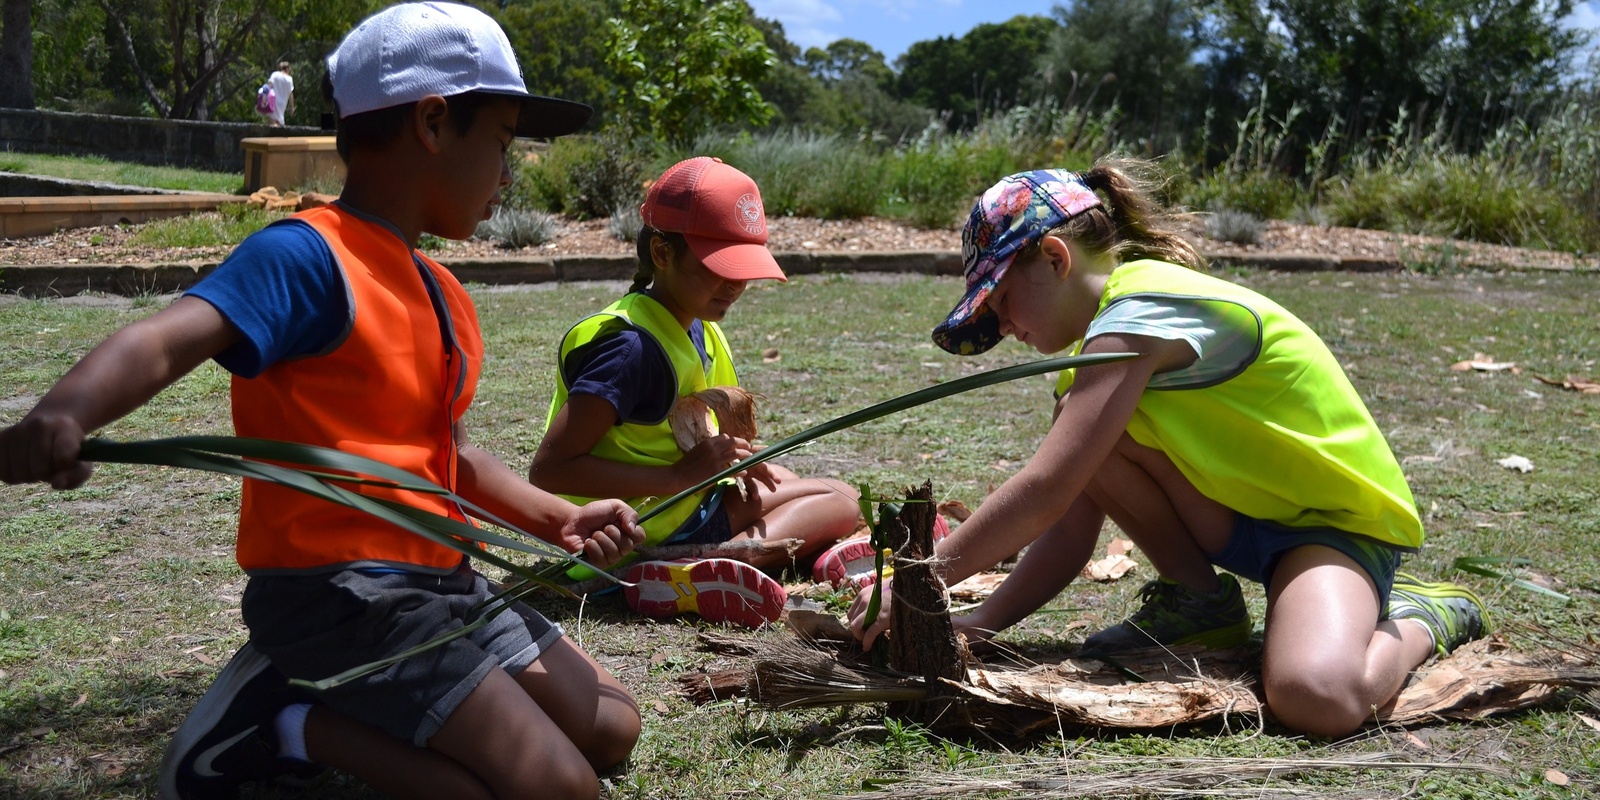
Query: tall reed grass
509 78 1598 252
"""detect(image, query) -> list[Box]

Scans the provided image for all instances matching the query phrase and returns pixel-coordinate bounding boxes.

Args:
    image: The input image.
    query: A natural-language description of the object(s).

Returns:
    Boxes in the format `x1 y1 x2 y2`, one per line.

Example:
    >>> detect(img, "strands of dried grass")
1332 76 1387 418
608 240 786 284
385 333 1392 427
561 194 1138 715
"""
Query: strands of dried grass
838 753 1506 799
750 640 927 709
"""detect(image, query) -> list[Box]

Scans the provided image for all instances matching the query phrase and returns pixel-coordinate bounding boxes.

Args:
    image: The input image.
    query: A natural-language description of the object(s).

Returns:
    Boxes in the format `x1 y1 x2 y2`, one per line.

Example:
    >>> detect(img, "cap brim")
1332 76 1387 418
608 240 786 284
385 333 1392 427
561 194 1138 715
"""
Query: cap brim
685 236 788 282
931 276 1004 355
508 94 593 138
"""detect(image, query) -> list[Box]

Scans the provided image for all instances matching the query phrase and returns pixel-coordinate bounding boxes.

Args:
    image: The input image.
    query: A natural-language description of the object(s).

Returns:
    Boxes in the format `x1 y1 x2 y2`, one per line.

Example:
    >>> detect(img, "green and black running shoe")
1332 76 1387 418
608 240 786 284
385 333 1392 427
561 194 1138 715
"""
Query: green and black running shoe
1387 572 1489 656
1080 573 1251 654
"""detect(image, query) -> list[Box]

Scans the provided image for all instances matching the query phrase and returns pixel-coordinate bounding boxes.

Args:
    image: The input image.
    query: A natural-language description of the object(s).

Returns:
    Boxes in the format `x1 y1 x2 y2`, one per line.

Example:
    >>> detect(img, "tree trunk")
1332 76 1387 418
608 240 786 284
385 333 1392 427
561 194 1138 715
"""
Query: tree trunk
886 481 969 729
0 0 36 109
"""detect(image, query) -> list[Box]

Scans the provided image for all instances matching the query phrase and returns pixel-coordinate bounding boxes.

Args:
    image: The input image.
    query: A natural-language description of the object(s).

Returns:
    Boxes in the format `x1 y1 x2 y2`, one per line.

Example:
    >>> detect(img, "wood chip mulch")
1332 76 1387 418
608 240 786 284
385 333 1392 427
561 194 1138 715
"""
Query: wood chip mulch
1 214 1592 272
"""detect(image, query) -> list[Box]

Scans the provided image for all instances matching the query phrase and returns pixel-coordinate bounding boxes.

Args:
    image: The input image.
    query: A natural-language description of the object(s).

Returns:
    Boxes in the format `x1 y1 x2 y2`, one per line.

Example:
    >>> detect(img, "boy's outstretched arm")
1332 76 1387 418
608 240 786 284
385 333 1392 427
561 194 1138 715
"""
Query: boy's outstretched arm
454 422 645 568
0 297 239 490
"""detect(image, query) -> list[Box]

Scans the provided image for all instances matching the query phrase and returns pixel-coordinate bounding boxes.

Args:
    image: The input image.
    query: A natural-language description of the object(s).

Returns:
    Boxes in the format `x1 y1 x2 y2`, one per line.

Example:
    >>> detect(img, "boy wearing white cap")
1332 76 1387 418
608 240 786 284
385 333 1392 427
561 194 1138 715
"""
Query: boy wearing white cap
532 157 861 628
0 4 643 798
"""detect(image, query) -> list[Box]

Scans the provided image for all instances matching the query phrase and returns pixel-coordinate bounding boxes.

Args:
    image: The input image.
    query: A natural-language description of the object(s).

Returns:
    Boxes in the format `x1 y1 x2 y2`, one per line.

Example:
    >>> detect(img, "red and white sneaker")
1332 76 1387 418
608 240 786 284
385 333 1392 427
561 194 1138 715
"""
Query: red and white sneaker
813 515 950 589
623 558 787 628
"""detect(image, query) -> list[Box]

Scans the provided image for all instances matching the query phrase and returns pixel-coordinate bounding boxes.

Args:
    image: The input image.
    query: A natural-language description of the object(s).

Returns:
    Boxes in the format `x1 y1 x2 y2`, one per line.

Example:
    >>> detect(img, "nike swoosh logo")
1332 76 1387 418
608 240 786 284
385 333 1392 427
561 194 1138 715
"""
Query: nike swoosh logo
192 725 259 777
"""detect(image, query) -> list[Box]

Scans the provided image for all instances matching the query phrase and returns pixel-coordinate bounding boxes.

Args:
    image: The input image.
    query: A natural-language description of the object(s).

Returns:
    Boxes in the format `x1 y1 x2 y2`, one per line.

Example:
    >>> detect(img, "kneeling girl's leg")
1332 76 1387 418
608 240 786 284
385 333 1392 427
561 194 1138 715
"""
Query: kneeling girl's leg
1261 544 1433 736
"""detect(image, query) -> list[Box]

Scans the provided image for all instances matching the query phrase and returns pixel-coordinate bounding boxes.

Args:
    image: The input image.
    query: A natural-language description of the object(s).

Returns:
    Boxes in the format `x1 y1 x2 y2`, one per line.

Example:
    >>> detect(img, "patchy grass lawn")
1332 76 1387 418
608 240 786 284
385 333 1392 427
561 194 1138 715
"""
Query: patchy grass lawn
1 269 1597 798
0 152 242 195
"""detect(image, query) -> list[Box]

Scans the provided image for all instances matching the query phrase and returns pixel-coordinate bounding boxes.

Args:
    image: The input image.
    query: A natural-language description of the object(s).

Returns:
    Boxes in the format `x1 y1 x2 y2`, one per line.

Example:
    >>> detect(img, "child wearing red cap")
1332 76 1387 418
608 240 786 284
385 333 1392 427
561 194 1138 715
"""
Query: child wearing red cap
847 158 1488 737
531 156 861 627
0 4 643 798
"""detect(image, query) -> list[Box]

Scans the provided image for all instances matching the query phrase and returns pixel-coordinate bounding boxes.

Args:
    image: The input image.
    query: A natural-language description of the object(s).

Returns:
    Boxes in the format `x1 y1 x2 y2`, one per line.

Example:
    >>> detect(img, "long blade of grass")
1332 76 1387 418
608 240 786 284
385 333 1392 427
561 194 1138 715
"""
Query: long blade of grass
79 438 613 584
1452 556 1571 601
89 435 571 557
637 351 1136 524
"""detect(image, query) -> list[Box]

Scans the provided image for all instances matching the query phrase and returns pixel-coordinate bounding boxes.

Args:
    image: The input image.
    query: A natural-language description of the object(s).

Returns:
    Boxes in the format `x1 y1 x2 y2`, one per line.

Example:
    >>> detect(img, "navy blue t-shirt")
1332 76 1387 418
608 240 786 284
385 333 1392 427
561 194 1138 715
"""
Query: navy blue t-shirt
184 219 350 378
563 316 710 425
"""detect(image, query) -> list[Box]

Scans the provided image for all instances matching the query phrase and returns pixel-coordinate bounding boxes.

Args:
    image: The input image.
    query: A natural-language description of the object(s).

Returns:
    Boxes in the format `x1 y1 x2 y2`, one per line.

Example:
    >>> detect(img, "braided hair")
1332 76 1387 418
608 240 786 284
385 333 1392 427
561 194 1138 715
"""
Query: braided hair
629 225 690 294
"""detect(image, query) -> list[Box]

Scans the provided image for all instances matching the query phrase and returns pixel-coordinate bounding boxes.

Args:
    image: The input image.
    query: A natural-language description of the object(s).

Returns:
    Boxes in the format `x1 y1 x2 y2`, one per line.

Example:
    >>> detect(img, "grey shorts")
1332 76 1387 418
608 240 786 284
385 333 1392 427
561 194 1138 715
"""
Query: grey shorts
1209 514 1405 609
241 560 563 746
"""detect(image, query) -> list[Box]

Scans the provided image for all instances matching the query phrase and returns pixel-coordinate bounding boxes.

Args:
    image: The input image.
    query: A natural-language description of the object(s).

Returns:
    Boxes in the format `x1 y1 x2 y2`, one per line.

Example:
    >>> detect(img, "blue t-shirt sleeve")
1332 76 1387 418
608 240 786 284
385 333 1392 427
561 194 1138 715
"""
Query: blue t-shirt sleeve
564 328 677 424
184 220 350 378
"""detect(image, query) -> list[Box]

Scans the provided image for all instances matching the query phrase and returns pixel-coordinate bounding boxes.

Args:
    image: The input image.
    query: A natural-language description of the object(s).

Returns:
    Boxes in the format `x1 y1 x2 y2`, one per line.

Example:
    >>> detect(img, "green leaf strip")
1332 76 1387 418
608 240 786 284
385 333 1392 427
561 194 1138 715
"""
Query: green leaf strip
637 351 1136 524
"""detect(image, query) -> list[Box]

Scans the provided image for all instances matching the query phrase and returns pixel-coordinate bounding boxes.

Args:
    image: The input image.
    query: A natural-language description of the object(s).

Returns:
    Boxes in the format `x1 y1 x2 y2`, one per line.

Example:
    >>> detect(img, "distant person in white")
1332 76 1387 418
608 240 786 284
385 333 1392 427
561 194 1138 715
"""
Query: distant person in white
267 61 294 126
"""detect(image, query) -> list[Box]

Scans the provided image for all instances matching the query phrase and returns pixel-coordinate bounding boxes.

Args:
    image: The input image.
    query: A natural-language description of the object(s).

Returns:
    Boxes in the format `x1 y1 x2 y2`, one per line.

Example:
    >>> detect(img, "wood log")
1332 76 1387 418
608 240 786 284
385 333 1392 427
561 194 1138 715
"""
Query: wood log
886 481 969 728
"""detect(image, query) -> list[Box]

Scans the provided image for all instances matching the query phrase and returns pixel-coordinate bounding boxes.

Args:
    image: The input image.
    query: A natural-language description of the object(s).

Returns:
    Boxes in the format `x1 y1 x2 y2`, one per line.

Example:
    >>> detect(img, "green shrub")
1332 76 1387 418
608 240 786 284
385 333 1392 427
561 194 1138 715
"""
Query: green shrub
689 130 886 220
475 208 559 249
508 130 651 219
1323 152 1596 252
1186 171 1305 219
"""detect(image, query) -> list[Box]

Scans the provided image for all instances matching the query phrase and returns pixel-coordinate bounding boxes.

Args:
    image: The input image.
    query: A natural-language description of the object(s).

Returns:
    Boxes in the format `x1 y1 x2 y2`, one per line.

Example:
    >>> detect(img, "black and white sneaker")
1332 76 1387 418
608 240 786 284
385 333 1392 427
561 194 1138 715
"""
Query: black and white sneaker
157 643 311 800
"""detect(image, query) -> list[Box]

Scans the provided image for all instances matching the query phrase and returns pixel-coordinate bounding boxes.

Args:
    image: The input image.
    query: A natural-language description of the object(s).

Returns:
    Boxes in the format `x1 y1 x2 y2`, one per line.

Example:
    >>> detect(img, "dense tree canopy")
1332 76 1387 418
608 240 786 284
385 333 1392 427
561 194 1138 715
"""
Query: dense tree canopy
1 0 1586 166
894 15 1059 128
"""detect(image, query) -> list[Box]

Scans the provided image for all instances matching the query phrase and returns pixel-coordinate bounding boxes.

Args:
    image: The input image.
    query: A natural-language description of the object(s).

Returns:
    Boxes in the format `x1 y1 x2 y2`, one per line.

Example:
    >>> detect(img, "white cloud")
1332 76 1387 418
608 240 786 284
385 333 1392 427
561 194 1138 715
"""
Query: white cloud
1561 1 1600 68
748 0 844 49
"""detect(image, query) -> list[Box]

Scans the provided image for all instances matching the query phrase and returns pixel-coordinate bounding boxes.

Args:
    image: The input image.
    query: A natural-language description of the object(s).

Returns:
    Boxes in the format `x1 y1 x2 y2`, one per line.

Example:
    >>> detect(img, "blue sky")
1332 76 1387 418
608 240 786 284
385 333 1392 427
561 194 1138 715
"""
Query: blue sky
748 0 1600 65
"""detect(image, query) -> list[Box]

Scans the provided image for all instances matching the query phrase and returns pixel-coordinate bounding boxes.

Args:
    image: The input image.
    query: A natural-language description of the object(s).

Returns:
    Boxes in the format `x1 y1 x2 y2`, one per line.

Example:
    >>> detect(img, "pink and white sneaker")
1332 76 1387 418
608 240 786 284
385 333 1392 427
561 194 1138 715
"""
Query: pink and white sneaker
813 515 951 589
623 558 787 628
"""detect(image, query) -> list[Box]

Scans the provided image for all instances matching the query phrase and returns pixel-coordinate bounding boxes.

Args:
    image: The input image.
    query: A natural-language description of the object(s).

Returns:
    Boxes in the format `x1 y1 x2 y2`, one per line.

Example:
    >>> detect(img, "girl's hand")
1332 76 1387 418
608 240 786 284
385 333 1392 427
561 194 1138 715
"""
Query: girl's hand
0 413 93 490
847 578 894 651
952 609 1001 653
560 499 645 569
674 434 756 486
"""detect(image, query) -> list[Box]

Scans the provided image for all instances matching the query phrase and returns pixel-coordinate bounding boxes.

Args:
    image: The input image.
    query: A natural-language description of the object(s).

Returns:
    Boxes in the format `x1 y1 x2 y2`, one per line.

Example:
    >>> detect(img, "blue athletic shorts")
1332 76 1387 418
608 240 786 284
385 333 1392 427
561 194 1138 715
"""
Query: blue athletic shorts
1208 514 1404 609
242 560 563 746
663 484 734 545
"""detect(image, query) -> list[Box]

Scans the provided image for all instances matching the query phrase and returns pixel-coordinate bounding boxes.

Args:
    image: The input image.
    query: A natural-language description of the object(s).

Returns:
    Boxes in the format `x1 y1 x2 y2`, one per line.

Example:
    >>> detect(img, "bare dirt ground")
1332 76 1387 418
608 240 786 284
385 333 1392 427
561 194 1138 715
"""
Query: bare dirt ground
1 214 1593 271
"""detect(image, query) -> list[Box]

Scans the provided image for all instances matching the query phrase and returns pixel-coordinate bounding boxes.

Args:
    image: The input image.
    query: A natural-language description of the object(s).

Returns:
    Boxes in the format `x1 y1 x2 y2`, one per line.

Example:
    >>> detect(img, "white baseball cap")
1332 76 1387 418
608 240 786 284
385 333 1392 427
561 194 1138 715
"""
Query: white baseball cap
326 1 591 138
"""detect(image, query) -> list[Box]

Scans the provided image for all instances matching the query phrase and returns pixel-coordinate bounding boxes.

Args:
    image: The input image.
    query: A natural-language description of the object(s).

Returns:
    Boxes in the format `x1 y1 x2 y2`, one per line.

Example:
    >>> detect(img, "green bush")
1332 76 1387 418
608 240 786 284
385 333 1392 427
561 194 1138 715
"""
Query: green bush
1185 170 1305 219
508 130 651 219
1323 152 1597 252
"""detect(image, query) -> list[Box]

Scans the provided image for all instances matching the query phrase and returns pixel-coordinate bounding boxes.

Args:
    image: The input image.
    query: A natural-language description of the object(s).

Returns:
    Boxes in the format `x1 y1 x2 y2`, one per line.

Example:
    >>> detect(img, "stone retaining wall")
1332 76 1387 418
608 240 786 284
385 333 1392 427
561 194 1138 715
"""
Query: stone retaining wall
0 108 322 172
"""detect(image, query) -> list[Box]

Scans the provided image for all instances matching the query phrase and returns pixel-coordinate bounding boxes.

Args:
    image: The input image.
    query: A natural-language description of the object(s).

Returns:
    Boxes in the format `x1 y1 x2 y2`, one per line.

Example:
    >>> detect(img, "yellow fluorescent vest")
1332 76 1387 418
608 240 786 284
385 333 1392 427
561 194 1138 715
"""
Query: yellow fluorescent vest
1055 259 1422 549
545 293 740 546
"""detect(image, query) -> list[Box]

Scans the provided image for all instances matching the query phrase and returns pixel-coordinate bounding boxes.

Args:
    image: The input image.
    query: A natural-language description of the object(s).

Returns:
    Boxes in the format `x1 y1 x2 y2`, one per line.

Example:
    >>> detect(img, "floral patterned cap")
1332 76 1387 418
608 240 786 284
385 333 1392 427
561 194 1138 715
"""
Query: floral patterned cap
931 169 1102 355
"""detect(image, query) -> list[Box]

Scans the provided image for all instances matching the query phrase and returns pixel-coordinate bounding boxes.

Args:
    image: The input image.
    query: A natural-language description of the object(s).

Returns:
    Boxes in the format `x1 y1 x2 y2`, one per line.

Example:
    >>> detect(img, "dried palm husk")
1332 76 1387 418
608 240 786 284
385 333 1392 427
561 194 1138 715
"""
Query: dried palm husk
1381 636 1600 725
668 386 759 451
682 632 1600 735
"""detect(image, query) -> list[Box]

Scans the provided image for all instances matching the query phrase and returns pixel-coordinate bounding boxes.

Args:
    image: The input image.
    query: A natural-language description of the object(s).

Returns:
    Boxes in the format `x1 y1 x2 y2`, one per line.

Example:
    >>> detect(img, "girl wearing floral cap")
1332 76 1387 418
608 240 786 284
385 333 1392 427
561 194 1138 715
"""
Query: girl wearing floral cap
848 158 1487 736
532 156 860 628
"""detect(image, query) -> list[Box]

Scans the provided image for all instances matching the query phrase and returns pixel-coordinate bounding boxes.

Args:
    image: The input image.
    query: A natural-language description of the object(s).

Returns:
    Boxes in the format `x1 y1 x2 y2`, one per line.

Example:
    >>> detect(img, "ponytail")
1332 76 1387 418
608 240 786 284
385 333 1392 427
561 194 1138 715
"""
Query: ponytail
1053 157 1203 271
630 226 688 294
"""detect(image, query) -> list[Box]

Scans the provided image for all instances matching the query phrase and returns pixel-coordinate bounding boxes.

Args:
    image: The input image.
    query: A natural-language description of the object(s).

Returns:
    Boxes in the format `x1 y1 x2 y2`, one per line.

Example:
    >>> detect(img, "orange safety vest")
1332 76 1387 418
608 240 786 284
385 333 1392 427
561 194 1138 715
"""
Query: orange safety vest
231 204 484 574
